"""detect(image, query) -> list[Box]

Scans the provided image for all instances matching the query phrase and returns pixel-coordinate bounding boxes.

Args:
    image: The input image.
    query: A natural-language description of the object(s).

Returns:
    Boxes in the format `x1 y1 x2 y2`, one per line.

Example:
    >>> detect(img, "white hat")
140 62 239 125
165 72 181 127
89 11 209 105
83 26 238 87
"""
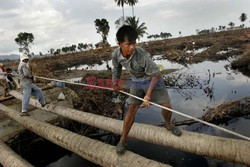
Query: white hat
20 52 29 62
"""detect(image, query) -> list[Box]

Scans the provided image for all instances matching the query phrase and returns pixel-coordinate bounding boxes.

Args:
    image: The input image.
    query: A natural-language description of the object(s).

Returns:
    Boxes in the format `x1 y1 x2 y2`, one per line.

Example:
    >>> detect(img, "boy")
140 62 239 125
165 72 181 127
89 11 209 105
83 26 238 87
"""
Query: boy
112 25 182 154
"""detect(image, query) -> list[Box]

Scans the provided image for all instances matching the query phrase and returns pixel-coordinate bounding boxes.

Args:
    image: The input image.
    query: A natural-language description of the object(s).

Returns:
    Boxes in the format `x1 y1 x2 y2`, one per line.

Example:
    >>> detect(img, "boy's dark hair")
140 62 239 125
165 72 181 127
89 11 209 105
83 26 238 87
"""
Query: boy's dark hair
116 25 138 43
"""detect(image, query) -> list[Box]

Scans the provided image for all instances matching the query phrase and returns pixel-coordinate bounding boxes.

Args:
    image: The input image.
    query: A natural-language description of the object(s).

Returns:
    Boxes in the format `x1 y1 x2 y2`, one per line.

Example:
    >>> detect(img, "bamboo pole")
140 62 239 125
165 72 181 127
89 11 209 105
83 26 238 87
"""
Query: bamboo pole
0 140 33 167
0 103 169 167
9 90 250 165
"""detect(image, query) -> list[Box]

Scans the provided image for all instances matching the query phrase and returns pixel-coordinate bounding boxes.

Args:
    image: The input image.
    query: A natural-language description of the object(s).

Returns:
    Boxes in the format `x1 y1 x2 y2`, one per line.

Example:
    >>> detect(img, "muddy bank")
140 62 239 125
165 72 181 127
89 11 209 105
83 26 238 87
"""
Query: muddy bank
35 28 250 77
203 96 250 124
231 44 250 77
166 96 250 127
4 48 112 77
3 28 250 78
139 28 249 63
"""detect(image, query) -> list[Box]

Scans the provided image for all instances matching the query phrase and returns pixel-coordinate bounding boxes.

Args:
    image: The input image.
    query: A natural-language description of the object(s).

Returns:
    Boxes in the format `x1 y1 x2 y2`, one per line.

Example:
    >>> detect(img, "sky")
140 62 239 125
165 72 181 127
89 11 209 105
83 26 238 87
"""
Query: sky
0 0 249 56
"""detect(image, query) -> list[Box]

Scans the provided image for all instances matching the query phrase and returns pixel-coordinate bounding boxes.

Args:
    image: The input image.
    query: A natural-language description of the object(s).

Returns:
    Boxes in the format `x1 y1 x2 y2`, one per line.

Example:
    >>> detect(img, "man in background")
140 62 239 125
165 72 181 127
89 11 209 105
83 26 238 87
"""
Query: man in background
18 52 48 116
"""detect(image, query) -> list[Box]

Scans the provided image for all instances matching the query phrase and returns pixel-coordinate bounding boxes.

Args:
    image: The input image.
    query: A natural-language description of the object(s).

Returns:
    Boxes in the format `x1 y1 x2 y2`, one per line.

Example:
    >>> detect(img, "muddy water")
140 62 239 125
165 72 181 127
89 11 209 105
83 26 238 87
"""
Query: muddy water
47 57 250 166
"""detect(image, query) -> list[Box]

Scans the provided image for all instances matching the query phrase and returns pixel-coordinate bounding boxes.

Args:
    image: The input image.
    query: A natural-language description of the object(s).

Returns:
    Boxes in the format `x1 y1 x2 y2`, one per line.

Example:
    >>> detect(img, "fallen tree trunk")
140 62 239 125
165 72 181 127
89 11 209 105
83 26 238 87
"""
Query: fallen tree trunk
9 90 250 165
0 140 33 167
203 97 250 123
0 104 169 167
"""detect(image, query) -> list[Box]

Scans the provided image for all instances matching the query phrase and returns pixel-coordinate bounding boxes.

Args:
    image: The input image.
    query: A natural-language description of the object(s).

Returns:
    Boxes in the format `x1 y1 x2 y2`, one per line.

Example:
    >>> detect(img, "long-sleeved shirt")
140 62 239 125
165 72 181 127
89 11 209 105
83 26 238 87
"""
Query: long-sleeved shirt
18 62 32 86
112 47 160 83
0 68 6 79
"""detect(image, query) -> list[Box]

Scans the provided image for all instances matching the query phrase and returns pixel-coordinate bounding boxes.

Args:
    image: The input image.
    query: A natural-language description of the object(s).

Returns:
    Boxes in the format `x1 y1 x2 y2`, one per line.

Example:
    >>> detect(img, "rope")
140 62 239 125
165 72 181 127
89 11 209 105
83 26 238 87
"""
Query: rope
35 76 250 141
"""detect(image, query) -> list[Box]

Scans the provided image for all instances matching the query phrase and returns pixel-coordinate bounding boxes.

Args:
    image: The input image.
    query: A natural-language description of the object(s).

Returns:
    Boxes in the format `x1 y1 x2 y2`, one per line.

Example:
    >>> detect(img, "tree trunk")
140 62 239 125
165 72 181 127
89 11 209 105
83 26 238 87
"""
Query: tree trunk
0 103 169 167
132 5 134 17
0 140 33 167
122 6 125 22
9 90 250 165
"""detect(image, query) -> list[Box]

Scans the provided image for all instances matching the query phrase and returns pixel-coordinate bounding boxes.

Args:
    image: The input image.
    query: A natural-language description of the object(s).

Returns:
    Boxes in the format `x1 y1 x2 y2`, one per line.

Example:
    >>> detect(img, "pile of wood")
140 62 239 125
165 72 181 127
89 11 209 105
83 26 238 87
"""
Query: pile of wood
203 97 250 123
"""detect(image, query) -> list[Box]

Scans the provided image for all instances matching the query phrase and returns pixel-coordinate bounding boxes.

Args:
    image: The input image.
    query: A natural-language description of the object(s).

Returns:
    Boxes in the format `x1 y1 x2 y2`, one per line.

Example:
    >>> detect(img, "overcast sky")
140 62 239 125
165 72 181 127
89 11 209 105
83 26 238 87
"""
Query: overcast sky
0 0 249 55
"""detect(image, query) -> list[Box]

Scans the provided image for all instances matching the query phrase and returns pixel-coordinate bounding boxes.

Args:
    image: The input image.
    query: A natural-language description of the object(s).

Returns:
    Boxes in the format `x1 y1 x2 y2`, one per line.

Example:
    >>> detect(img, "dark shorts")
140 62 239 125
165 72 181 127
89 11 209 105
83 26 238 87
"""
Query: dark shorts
128 79 170 105
0 79 7 89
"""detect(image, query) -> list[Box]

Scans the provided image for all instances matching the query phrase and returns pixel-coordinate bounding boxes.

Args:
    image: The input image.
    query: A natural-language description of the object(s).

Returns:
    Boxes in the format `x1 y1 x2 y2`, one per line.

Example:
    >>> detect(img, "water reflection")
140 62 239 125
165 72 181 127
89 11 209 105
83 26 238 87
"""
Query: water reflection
168 60 250 120
68 60 112 71
47 154 99 167
126 58 250 166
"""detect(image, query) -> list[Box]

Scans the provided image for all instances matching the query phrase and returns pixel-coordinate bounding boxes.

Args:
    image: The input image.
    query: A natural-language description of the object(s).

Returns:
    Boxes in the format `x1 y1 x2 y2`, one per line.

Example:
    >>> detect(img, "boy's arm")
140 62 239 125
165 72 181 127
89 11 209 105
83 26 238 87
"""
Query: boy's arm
0 72 7 76
112 56 122 89
141 75 160 108
141 52 160 108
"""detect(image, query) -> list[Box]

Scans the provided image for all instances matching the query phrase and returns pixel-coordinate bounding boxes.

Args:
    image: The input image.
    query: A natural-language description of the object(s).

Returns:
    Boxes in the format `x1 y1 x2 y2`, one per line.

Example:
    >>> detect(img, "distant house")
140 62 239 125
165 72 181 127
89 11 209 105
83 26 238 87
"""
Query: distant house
198 29 210 35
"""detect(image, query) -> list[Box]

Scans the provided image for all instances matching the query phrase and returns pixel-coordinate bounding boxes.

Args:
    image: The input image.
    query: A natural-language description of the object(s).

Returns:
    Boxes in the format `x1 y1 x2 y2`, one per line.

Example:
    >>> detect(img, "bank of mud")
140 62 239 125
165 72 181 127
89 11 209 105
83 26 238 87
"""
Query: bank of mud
3 28 250 78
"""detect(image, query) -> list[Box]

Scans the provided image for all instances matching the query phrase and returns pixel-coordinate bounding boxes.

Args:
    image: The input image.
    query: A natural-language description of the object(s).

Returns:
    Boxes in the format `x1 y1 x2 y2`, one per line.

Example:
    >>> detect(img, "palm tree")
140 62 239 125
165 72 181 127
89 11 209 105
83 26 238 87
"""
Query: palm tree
127 0 138 17
124 16 147 41
239 13 247 27
9 90 250 165
114 0 127 21
114 16 125 29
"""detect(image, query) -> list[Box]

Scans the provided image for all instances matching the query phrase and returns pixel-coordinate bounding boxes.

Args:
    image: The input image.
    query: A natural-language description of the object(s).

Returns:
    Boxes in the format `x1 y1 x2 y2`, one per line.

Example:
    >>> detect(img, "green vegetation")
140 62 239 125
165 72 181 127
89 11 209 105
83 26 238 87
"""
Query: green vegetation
124 16 147 40
114 0 126 21
14 32 34 53
147 32 172 40
94 18 110 47
228 22 235 28
127 0 139 17
239 13 248 27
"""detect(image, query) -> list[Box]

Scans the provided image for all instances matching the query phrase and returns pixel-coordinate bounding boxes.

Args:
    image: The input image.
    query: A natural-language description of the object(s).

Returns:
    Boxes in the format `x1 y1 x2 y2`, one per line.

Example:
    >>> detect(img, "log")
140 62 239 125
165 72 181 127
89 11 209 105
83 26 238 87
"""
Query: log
0 103 169 167
0 140 33 167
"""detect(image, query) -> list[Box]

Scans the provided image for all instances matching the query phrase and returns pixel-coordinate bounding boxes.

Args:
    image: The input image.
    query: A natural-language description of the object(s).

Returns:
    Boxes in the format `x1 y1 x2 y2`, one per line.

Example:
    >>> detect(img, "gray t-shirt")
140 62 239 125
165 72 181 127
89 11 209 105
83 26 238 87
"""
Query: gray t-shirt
18 62 32 86
112 47 160 82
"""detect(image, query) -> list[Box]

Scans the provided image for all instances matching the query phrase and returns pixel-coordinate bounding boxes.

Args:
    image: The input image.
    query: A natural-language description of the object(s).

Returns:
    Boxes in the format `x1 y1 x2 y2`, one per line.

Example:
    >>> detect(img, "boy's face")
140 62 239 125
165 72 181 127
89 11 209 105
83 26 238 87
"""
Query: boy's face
119 37 136 58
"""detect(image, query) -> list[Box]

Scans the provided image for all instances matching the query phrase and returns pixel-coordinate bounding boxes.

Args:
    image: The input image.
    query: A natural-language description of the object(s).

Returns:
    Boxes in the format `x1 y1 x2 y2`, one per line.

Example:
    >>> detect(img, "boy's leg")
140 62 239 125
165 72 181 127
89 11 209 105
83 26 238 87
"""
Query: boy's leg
161 102 182 136
161 102 173 128
31 84 46 105
117 84 143 154
22 85 32 113
117 104 140 154
120 104 140 144
149 79 182 136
